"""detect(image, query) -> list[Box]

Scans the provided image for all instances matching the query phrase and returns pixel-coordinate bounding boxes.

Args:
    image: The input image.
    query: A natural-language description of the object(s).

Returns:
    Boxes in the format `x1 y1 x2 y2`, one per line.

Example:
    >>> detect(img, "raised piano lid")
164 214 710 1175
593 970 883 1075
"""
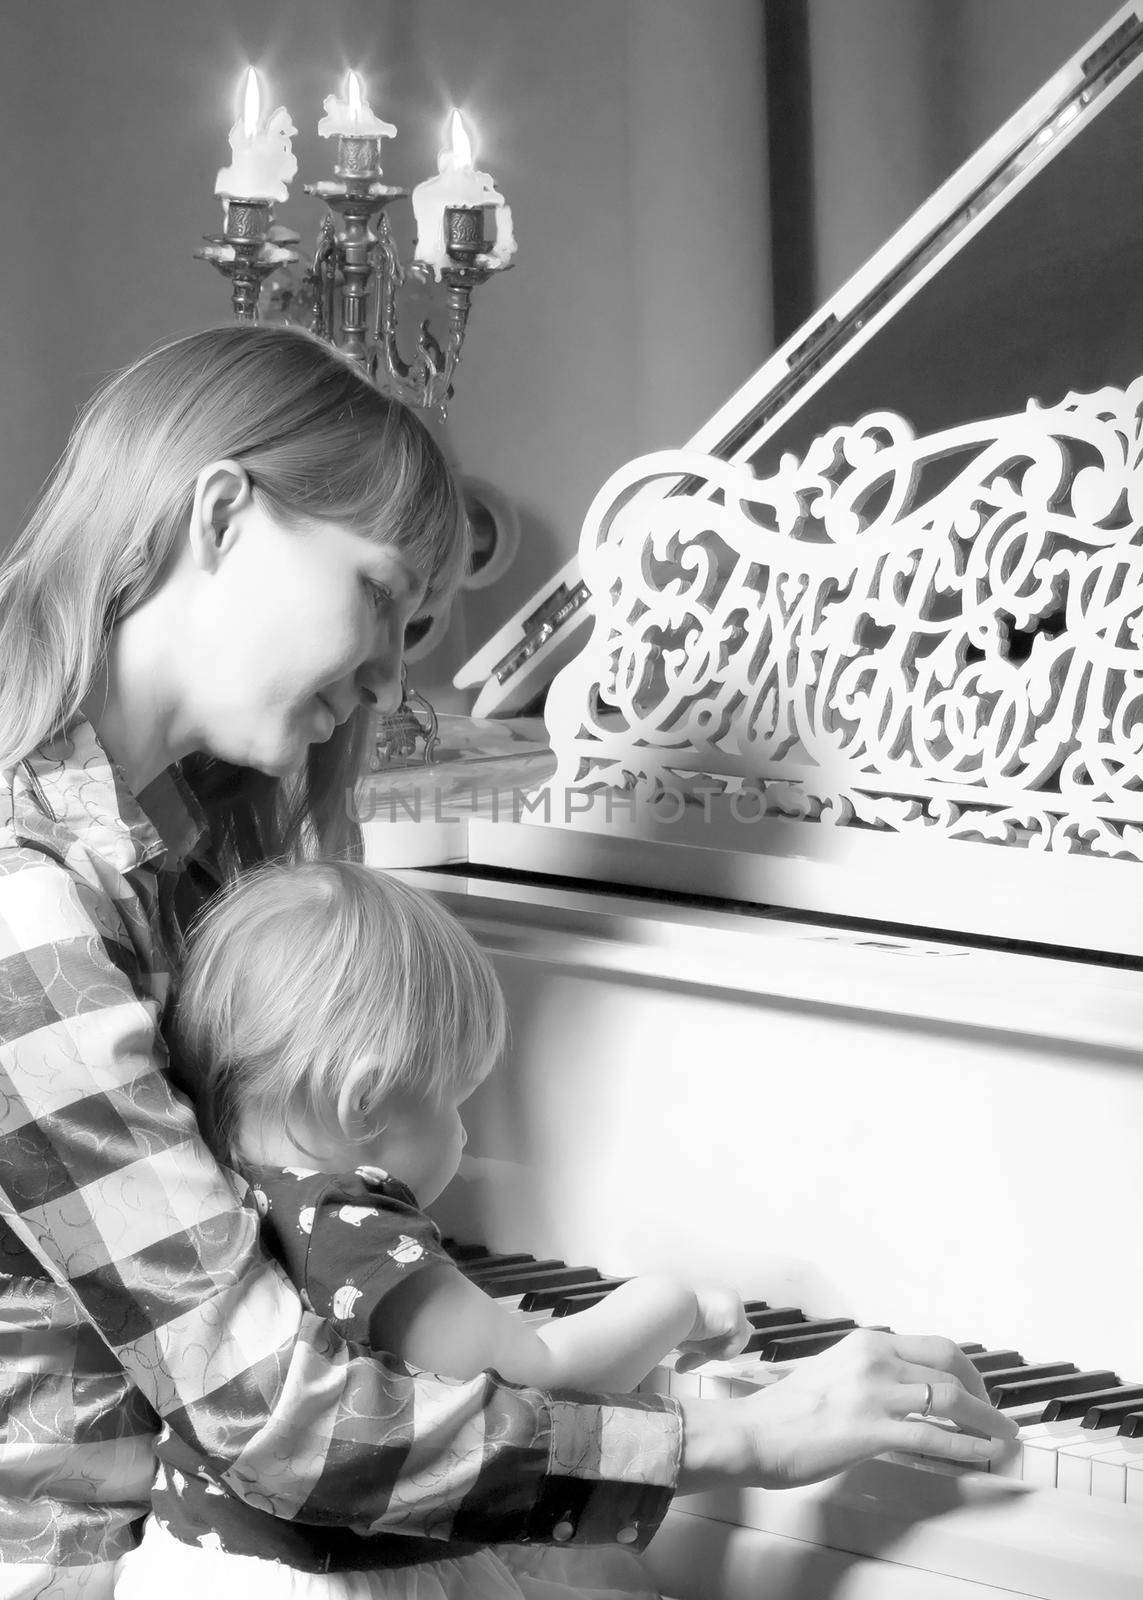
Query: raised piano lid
453 3 1143 959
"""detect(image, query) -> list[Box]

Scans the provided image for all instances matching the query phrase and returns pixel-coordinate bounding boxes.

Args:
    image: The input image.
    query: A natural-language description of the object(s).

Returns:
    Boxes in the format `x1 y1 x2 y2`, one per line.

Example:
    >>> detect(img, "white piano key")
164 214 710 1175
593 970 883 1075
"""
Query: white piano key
708 1358 763 1388
1124 1454 1143 1515
1005 1398 1049 1421
667 1367 705 1401
976 1400 1048 1479
1021 1426 1093 1488
1090 1441 1143 1502
1055 1438 1130 1495
996 1409 1101 1485
987 1437 1024 1480
1090 1448 1138 1504
664 1350 782 1400
697 1372 738 1399
1011 1414 1088 1445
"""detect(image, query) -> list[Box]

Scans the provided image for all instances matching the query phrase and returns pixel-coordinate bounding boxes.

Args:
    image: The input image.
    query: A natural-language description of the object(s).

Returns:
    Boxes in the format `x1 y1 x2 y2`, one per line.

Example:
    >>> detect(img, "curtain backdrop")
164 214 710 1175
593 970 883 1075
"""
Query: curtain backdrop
766 0 1119 342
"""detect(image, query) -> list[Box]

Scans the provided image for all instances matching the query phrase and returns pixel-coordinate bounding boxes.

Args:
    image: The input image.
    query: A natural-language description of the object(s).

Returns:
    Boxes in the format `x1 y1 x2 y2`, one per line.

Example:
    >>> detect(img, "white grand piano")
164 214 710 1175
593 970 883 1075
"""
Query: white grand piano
363 8 1143 1594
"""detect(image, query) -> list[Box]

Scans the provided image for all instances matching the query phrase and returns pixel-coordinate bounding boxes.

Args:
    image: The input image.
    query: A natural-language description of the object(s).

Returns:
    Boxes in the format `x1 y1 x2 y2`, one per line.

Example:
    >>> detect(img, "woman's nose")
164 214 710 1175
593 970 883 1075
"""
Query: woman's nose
357 651 404 713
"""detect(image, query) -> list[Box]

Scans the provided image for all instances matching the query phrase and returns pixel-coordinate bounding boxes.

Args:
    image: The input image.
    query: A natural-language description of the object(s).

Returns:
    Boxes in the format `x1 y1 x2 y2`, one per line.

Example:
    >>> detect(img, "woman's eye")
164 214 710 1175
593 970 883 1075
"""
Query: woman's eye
363 579 392 611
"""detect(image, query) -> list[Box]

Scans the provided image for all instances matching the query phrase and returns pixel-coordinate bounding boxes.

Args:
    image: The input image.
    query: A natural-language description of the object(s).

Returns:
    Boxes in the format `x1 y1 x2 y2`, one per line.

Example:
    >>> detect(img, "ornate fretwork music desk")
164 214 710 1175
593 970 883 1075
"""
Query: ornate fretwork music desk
470 4 1143 959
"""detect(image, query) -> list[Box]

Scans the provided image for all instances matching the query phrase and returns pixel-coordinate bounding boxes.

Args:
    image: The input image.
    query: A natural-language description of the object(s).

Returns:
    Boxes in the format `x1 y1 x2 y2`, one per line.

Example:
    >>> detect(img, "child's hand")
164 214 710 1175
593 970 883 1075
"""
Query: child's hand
675 1284 751 1373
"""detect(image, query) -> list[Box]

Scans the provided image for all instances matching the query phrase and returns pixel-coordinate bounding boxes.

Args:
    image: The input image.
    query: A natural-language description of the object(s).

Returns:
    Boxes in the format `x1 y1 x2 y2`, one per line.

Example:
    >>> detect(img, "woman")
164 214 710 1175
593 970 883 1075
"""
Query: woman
0 325 1016 1597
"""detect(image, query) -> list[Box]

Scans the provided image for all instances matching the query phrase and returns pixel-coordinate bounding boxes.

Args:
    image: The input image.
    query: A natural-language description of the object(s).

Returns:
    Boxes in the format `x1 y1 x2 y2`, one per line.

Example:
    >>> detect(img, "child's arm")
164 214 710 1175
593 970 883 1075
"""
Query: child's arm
374 1265 748 1392
535 1277 748 1391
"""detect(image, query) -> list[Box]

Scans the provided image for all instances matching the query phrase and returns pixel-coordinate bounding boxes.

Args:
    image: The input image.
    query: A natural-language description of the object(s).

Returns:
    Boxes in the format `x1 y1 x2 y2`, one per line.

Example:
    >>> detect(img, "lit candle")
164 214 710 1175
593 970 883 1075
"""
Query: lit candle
318 70 397 178
318 69 398 138
411 109 516 280
215 68 297 203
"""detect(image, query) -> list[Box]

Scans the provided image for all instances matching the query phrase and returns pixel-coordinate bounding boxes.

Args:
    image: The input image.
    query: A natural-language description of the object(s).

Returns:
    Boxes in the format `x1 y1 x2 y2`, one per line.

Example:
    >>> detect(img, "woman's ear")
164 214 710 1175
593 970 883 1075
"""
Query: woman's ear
187 460 253 572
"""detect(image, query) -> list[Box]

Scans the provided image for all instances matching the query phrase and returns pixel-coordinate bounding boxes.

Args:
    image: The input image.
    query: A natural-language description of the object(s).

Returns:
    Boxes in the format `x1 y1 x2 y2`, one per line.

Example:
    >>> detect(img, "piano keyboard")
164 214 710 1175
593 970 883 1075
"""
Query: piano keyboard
447 1241 1143 1499
446 1242 1143 1600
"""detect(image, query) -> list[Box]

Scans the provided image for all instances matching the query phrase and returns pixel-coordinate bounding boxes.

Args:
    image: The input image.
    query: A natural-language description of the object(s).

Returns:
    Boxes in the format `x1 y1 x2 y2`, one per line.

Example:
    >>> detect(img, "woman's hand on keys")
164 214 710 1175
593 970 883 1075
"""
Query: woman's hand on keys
736 1329 1020 1488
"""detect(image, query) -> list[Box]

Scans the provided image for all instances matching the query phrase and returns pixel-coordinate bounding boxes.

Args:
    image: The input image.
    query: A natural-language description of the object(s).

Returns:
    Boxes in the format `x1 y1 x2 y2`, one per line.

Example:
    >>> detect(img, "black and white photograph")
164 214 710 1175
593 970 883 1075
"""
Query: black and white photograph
0 3 1140 1597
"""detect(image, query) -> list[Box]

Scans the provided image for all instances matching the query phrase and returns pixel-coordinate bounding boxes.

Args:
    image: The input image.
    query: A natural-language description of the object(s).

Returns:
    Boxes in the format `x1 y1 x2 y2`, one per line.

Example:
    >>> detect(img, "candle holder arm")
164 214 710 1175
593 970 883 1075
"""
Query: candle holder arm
304 216 339 342
196 238 298 325
367 219 457 413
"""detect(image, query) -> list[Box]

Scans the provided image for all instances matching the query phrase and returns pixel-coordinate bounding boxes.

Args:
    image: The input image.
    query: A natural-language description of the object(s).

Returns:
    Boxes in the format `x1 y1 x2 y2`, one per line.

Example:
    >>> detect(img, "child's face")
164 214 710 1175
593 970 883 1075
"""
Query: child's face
359 1086 471 1206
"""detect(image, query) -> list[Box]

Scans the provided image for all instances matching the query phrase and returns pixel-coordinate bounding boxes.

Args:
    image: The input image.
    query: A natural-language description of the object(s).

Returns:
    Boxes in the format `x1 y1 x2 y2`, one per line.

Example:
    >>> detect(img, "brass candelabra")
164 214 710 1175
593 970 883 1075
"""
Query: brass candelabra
197 129 511 419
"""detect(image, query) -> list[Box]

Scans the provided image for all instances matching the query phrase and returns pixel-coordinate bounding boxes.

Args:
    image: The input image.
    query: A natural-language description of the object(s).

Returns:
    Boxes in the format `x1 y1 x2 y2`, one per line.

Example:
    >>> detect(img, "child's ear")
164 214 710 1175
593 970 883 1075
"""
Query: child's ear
336 1063 380 1135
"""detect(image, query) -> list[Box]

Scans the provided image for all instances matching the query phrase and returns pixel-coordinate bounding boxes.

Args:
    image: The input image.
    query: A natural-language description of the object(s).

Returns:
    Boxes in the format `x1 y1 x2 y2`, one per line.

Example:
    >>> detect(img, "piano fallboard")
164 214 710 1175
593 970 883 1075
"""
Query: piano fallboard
415 865 1143 1377
403 867 1143 1596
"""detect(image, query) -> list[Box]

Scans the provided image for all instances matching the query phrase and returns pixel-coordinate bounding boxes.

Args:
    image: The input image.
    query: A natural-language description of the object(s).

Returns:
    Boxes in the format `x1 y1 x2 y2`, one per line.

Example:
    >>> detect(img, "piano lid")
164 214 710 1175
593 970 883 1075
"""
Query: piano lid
457 6 1143 719
688 4 1143 481
453 6 1143 959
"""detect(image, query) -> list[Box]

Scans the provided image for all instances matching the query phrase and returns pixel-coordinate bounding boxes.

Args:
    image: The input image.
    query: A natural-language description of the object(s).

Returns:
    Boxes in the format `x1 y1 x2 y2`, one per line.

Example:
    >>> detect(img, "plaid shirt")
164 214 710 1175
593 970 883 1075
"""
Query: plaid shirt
0 720 681 1590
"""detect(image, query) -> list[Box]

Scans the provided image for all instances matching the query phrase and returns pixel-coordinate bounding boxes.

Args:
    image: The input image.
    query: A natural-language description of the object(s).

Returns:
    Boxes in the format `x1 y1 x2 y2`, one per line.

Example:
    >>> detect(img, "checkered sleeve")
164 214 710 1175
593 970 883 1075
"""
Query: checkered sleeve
0 848 682 1548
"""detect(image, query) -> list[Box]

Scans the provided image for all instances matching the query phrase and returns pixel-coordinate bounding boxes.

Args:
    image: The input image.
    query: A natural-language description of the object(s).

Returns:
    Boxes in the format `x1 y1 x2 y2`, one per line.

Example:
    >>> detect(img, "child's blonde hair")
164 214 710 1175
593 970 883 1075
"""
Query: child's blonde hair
170 860 507 1164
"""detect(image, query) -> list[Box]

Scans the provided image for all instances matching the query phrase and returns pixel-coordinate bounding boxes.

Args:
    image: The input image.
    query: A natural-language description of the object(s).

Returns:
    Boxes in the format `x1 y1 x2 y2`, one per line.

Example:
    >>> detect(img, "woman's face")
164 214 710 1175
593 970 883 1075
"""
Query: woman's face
190 497 429 777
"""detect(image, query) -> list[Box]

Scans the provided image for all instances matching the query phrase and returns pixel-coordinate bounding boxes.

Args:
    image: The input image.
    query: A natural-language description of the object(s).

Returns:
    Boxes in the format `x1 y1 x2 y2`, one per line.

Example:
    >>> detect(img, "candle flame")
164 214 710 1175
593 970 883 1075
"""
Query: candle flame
241 68 261 138
448 108 474 167
346 70 363 125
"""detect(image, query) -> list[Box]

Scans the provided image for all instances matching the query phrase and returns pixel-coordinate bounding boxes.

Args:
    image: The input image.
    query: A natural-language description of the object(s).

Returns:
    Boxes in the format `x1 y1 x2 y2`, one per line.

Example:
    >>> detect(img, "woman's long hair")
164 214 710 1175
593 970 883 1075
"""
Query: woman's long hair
0 325 466 876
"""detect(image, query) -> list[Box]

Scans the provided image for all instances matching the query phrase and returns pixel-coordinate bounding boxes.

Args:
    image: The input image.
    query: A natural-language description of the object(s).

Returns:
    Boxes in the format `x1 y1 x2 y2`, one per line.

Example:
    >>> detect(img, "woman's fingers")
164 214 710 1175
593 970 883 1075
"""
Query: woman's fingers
872 1333 1017 1441
891 1373 1017 1442
887 1334 992 1403
893 1359 991 1414
887 1415 1007 1467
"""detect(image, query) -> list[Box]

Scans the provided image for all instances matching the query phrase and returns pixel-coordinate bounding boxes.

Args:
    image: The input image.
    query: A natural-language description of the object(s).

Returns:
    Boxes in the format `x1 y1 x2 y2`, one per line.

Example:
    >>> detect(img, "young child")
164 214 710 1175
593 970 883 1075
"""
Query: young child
114 859 751 1599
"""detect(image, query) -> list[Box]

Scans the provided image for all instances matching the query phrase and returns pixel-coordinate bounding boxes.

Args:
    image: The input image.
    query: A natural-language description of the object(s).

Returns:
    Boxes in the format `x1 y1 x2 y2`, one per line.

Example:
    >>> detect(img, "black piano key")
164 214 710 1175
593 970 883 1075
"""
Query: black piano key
520 1276 626 1312
982 1362 1075 1396
463 1253 541 1277
467 1257 563 1282
445 1242 492 1263
483 1265 603 1297
474 1264 590 1297
990 1368 1117 1409
744 1318 856 1356
1084 1395 1143 1429
487 1264 600 1289
1042 1383 1143 1423
742 1300 770 1316
744 1307 807 1330
966 1349 1024 1374
958 1343 986 1355
763 1325 889 1362
1117 1410 1143 1438
552 1287 620 1316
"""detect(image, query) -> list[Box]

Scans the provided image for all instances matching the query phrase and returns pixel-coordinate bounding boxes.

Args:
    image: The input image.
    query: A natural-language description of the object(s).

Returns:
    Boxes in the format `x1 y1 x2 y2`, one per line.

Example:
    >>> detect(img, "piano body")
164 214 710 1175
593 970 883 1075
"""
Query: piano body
365 9 1143 1594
